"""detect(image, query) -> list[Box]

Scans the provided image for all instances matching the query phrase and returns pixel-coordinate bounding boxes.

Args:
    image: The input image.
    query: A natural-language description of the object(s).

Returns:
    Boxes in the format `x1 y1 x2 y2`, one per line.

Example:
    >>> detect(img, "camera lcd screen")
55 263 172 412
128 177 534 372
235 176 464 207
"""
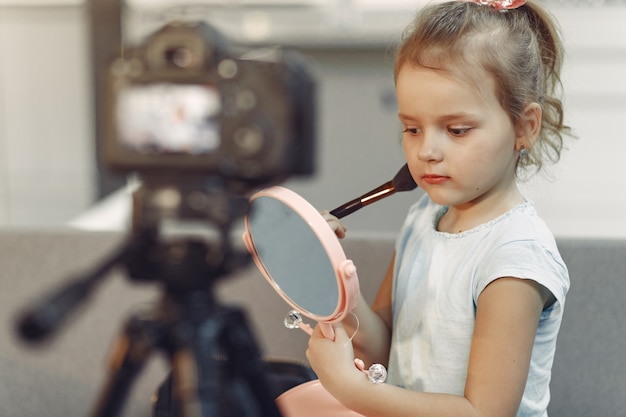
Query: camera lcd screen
116 83 221 155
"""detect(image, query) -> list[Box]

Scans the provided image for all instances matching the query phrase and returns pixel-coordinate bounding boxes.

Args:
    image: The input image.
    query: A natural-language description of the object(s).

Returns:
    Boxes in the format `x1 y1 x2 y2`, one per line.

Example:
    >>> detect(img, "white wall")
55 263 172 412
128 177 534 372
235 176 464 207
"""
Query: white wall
0 2 625 239
0 5 94 226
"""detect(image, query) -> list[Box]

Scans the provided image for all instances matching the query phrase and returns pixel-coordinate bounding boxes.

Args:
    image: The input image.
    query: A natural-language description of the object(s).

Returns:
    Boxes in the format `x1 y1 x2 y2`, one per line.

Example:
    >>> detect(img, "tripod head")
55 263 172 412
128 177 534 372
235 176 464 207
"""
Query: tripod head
15 176 249 342
125 177 251 292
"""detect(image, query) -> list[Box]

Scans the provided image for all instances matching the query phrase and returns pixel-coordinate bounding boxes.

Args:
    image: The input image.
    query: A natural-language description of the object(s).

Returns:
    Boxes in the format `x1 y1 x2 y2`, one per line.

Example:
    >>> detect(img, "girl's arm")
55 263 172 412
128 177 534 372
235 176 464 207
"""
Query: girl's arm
307 276 552 417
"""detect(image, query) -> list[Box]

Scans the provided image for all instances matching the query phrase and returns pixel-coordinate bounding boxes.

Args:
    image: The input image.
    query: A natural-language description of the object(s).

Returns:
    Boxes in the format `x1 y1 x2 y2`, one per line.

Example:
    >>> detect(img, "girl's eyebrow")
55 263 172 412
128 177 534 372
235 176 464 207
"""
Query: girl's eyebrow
440 112 478 122
398 112 478 122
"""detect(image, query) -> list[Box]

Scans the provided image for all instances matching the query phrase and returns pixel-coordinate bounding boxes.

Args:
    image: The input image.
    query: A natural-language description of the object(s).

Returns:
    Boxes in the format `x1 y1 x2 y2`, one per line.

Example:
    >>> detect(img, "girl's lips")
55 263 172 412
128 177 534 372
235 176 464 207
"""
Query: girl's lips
422 174 450 185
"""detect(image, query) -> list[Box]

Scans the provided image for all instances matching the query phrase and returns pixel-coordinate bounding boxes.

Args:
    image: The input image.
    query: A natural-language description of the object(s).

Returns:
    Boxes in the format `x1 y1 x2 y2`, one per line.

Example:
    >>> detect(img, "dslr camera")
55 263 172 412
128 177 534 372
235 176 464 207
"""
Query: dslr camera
102 21 316 188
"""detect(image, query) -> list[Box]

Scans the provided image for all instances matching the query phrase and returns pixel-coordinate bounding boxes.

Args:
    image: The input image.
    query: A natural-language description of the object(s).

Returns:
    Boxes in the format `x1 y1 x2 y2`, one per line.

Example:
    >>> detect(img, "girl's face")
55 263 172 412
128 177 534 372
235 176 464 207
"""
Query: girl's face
396 64 521 213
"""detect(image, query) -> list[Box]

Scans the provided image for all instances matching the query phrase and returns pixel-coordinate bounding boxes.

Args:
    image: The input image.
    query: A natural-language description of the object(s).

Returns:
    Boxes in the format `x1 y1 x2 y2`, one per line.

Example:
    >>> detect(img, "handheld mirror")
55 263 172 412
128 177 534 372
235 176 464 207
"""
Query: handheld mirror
242 186 360 340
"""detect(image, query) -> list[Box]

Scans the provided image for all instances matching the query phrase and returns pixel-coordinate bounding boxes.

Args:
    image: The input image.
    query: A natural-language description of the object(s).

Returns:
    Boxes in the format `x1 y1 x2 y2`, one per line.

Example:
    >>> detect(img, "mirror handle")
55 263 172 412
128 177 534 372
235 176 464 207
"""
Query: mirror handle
319 322 335 340
297 322 314 335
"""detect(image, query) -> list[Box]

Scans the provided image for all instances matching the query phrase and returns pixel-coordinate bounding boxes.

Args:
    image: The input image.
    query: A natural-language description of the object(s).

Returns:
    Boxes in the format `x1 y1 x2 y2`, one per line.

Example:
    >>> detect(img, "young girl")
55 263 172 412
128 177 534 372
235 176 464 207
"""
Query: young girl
307 1 572 416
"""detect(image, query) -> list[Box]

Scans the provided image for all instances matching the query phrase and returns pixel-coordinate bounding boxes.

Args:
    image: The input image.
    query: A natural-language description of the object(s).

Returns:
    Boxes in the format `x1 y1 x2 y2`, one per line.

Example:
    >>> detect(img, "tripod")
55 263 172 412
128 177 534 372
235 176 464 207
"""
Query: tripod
16 183 284 417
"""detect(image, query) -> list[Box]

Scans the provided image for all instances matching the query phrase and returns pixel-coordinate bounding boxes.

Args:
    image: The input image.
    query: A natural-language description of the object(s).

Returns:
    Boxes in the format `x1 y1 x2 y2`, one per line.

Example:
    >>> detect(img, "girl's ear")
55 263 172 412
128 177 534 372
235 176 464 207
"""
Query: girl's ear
515 102 542 150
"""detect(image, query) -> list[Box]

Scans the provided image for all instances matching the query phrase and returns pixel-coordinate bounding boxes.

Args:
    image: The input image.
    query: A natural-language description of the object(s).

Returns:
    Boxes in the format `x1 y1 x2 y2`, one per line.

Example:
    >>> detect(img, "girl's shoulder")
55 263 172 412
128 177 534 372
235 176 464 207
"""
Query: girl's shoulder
400 194 561 255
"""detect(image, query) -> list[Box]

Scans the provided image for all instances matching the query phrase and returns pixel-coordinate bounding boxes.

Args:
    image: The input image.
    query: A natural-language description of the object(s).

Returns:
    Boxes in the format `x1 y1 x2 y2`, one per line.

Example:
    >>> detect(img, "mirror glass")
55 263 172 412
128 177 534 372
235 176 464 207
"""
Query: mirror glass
247 194 340 318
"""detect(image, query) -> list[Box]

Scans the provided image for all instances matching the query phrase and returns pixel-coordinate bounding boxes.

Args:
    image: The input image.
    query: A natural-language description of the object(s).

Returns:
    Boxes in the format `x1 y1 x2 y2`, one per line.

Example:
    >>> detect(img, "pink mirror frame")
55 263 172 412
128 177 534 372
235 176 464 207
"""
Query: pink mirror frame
242 186 360 340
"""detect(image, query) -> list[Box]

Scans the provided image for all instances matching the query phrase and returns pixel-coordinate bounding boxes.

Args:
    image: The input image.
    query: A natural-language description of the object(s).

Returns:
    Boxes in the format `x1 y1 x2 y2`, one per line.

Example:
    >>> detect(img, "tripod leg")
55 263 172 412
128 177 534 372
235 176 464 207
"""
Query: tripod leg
221 307 284 417
168 306 282 417
90 315 158 417
171 347 220 417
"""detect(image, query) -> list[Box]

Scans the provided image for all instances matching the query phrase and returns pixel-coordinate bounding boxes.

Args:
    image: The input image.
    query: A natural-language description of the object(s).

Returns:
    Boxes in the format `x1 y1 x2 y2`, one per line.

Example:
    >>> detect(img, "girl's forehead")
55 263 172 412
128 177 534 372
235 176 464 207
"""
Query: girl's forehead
397 63 498 104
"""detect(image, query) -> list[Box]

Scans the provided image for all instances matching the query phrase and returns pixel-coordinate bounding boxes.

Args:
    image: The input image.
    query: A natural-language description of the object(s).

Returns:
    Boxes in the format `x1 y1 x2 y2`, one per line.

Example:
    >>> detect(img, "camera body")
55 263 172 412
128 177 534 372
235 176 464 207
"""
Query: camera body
102 21 316 187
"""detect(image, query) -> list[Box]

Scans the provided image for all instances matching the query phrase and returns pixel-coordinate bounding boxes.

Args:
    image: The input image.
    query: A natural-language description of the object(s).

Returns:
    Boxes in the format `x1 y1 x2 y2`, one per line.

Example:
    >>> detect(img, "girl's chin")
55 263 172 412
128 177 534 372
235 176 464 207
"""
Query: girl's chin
424 191 471 208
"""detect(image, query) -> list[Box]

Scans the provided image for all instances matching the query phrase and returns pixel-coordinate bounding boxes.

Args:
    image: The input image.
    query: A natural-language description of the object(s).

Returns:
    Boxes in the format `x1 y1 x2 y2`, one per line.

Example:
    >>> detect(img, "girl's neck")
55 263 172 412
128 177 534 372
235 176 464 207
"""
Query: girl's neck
436 187 525 234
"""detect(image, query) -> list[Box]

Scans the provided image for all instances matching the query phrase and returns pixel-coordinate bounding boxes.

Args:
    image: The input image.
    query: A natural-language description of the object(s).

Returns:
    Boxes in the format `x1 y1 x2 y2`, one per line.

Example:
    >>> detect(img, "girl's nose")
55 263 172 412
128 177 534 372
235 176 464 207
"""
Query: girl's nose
418 131 443 162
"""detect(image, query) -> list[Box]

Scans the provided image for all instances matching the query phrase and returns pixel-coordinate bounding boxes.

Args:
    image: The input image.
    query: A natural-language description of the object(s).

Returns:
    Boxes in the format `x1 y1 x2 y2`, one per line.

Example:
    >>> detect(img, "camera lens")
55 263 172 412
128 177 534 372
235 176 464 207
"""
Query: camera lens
233 126 265 156
164 47 194 68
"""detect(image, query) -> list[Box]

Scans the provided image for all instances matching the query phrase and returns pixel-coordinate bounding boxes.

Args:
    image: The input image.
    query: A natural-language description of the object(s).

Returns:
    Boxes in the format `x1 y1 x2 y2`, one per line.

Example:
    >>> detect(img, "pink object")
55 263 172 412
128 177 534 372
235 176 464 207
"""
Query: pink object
460 0 526 11
242 186 360 340
276 380 365 417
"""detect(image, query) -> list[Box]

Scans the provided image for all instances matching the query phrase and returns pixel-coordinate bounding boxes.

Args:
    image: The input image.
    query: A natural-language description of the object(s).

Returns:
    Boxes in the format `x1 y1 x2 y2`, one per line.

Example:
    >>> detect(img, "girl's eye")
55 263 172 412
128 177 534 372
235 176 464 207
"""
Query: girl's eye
403 127 421 135
449 126 472 136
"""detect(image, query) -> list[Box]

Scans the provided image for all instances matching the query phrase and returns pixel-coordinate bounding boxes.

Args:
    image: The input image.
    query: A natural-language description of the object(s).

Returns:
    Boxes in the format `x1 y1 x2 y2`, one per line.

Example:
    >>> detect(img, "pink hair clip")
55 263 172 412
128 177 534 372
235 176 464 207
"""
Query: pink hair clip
461 0 527 11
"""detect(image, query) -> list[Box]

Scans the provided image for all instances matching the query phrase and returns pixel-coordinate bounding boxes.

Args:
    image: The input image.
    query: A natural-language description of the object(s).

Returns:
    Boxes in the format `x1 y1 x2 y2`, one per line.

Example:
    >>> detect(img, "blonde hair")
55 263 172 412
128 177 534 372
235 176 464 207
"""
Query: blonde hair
394 1 572 174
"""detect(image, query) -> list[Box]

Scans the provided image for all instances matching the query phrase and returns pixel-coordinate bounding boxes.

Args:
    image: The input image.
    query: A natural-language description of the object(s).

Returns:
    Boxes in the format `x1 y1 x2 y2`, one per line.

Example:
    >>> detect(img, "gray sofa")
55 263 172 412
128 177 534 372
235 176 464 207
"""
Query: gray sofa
0 229 624 417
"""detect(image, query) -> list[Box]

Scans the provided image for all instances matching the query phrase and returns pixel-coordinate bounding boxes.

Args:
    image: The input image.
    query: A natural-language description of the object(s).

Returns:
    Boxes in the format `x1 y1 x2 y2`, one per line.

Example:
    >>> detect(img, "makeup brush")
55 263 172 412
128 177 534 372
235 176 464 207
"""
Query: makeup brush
329 163 418 219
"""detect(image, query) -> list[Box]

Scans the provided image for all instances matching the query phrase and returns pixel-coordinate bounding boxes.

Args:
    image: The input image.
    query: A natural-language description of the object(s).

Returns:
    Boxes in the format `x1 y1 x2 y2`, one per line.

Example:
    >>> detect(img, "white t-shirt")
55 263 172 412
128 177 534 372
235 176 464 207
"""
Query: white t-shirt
387 195 569 417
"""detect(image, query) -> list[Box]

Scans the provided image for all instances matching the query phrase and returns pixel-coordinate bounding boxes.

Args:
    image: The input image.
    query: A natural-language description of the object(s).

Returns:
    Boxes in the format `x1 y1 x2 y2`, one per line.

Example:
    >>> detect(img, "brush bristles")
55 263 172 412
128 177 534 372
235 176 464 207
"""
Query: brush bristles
392 164 418 192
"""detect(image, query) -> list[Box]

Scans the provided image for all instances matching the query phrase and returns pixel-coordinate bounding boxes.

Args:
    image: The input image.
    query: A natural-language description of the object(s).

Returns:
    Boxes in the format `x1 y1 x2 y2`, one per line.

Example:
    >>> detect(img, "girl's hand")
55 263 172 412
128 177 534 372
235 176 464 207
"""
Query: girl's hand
320 210 348 239
306 323 367 403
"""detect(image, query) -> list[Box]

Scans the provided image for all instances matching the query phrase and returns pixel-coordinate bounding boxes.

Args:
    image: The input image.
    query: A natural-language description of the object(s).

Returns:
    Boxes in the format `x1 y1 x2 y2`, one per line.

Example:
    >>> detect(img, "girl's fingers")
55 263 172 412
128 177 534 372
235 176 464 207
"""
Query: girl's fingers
320 210 348 238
